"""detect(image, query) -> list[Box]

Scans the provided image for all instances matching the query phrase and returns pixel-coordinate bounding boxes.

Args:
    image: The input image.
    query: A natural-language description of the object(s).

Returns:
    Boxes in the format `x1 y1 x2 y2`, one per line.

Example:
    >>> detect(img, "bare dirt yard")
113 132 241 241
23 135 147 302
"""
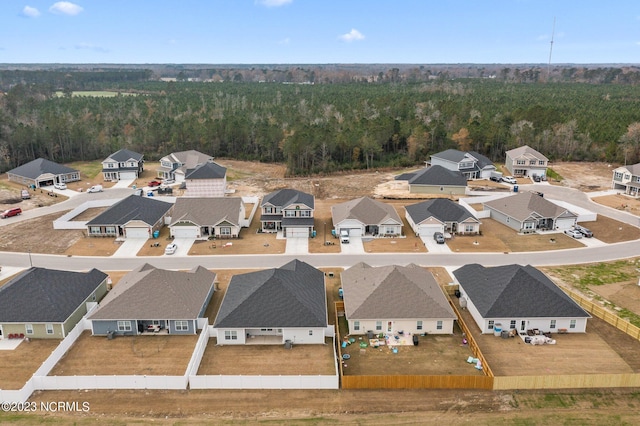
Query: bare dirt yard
0 212 84 254
49 331 198 376
0 339 60 389
549 161 618 192
592 193 640 218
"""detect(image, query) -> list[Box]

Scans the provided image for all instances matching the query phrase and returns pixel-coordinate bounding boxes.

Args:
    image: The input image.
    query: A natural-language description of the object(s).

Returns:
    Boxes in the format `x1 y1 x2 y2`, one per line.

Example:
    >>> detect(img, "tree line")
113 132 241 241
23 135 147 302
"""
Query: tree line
1 76 640 176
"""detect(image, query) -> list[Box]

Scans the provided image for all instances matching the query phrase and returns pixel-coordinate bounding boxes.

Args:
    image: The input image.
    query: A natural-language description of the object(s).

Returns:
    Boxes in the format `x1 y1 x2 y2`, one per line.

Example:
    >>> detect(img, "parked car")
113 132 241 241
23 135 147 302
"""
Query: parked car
339 229 350 244
1 207 22 219
433 232 445 244
490 175 502 182
87 185 103 193
162 179 175 185
54 182 67 190
165 243 178 255
532 175 541 182
564 229 583 239
133 188 143 196
21 189 31 200
501 176 517 184
574 225 593 238
148 180 162 187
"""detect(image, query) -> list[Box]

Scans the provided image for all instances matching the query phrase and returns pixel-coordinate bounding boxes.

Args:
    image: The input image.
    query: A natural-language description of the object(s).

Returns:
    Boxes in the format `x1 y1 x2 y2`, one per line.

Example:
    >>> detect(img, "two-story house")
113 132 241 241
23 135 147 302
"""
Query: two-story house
157 150 214 183
429 149 496 180
102 149 144 181
505 145 548 178
260 189 315 238
612 163 640 196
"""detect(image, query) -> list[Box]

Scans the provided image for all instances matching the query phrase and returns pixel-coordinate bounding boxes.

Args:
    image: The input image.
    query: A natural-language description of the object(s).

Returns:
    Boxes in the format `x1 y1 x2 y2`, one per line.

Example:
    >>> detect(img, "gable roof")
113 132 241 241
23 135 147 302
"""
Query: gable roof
8 158 78 179
86 195 173 227
431 149 494 169
342 263 455 320
453 264 590 319
484 191 576 222
170 197 243 227
171 150 213 168
213 259 327 328
405 198 477 224
88 264 215 320
331 197 402 226
408 165 467 186
0 267 107 323
617 163 640 176
261 188 315 209
185 161 227 180
506 145 548 161
105 148 144 163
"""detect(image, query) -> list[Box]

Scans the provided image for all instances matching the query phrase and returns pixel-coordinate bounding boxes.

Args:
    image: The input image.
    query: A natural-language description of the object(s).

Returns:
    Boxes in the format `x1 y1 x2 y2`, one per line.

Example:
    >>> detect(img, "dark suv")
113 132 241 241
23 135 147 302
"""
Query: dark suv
433 232 445 244
0 207 22 219
574 225 593 238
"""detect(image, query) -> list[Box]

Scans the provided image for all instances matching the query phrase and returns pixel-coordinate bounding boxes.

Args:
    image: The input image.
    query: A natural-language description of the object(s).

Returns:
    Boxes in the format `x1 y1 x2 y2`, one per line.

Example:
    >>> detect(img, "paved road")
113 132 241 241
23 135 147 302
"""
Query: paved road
1 184 638 271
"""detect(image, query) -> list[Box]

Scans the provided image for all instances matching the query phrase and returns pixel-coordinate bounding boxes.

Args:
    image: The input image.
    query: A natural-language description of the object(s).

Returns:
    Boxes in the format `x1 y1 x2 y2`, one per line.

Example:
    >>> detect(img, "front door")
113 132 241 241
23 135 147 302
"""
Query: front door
0 324 3 340
520 321 526 332
387 321 393 333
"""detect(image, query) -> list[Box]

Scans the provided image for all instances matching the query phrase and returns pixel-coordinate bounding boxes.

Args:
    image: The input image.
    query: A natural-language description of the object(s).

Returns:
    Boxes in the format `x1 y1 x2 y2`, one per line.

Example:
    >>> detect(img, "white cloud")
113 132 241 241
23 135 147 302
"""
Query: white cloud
22 6 41 18
49 2 83 16
256 0 292 7
75 42 108 53
339 29 365 42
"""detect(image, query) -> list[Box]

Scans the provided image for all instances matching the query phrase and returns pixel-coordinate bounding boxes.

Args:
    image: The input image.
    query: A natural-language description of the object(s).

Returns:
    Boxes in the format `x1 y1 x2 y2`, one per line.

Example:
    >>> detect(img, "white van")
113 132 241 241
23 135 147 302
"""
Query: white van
340 229 350 244
87 185 103 193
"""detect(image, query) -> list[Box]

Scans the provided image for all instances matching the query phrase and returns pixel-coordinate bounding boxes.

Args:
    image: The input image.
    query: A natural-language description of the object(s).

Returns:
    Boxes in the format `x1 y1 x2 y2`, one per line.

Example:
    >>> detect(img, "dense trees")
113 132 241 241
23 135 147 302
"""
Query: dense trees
1 74 640 175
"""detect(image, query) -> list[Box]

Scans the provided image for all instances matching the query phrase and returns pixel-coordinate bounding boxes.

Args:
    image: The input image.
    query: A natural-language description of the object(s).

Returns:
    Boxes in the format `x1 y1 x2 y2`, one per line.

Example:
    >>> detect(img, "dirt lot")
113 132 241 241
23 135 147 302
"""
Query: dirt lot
49 331 198 376
0 339 60 389
0 212 85 254
550 161 618 192
592 193 640 218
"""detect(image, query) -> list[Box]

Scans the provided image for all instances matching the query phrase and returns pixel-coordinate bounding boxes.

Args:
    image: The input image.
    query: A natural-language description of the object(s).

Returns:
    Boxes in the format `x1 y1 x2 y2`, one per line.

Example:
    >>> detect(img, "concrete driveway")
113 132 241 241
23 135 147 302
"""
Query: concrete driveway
112 178 135 189
340 236 365 254
285 237 309 255
421 236 452 253
166 238 196 256
112 238 148 257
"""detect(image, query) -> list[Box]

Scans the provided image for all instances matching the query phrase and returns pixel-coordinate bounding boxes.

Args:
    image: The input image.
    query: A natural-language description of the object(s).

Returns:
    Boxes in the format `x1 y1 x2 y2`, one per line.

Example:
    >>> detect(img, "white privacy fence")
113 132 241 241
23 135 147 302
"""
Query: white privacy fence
53 199 120 229
240 196 260 228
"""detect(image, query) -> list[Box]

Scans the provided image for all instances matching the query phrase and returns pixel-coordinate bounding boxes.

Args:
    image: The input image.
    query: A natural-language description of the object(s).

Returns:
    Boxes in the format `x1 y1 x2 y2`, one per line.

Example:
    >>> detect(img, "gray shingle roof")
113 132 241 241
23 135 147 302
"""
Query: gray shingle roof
213 259 327 328
331 197 401 226
86 195 173 227
88 264 216 320
185 161 227 179
106 149 144 163
506 145 548 161
405 198 476 224
484 192 576 222
408 165 467 186
0 267 107 323
453 264 590 318
341 263 455 320
170 197 243 227
431 149 494 170
261 189 315 209
7 158 78 179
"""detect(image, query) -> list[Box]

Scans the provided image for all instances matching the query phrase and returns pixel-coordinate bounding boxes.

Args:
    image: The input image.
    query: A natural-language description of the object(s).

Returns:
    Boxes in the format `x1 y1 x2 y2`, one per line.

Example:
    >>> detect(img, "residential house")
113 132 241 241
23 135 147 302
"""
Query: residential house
260 189 315 237
89 264 216 336
453 264 590 334
0 267 108 339
402 165 467 195
86 194 173 238
405 198 480 237
341 263 456 335
429 149 496 180
157 150 214 183
169 197 246 239
7 158 80 187
183 161 227 197
213 259 328 345
483 191 577 233
505 145 548 178
331 196 402 237
611 163 640 196
102 148 144 181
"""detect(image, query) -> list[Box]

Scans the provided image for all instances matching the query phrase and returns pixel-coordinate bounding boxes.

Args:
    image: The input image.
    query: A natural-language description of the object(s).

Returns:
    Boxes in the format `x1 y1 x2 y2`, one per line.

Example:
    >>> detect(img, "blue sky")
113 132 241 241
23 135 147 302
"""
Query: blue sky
2 0 639 64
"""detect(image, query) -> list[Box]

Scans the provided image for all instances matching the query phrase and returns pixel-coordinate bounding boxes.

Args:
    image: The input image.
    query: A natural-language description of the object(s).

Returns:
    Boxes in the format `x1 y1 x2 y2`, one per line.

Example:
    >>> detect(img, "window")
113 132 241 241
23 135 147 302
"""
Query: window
376 321 382 331
45 323 54 334
529 160 536 165
224 330 238 340
516 160 526 165
91 293 96 301
464 224 475 233
614 172 623 180
264 206 273 214
436 321 443 330
89 226 102 235
117 321 132 332
510 320 516 329
417 321 423 330
220 227 231 235
284 210 296 217
25 324 33 335
570 319 576 329
488 320 494 330
175 321 188 331
550 320 556 329
300 210 311 217
107 163 115 168
354 321 360 331
105 226 116 235
523 222 535 230
538 160 545 165
260 328 273 331
385 227 395 234
308 330 313 336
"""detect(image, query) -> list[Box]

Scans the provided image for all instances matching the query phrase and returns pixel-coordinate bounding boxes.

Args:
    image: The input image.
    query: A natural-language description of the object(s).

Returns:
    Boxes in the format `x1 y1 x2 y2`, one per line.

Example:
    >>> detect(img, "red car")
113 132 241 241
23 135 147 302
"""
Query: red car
1 207 22 219
148 180 162 187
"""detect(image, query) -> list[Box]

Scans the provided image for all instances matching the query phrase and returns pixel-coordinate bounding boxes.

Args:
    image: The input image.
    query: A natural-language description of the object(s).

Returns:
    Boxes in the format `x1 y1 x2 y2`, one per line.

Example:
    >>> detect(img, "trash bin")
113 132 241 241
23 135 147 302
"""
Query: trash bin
513 185 519 193
107 330 115 340
153 230 160 239
413 334 419 346
284 339 292 349
367 330 374 339
501 330 510 339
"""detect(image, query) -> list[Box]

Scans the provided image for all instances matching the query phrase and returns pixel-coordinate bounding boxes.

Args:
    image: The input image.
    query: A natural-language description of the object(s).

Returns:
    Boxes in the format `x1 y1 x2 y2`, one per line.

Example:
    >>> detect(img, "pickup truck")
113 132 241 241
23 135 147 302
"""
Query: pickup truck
340 230 350 244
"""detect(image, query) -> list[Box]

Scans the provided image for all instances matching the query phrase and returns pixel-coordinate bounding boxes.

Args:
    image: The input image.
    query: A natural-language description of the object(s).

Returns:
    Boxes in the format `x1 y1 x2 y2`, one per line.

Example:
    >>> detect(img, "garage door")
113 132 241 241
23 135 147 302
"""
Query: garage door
344 228 362 237
418 224 443 237
119 171 137 180
171 227 199 239
125 227 150 238
286 228 309 238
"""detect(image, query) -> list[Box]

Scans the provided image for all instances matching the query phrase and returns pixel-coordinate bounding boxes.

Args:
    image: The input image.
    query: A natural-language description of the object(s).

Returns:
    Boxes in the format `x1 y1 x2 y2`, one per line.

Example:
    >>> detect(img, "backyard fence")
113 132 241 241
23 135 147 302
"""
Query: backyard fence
448 299 494 378
493 373 640 390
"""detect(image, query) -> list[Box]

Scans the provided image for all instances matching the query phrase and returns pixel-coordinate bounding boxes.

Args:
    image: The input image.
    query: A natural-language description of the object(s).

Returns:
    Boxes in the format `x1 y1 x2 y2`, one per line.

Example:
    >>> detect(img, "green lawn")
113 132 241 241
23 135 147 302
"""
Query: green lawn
66 161 103 179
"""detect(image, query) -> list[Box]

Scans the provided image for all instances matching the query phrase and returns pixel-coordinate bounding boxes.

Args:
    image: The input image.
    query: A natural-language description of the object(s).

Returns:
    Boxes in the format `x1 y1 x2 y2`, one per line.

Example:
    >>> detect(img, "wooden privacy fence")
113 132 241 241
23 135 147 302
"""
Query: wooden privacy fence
448 298 494 378
494 373 640 390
